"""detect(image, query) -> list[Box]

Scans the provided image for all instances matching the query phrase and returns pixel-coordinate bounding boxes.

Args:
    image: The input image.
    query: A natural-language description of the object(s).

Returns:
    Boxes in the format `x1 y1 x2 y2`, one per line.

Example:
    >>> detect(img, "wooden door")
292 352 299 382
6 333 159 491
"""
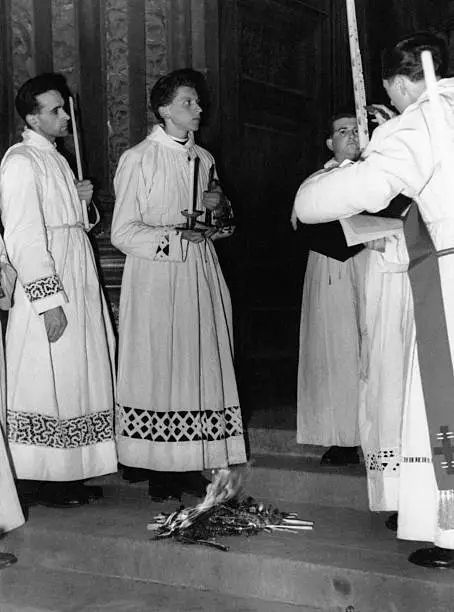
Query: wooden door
217 0 330 419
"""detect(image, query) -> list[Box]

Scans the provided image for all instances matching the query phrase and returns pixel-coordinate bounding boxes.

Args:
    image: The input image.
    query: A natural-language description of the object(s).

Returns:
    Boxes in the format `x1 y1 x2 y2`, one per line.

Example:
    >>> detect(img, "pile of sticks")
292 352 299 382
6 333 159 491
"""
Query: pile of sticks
147 496 314 552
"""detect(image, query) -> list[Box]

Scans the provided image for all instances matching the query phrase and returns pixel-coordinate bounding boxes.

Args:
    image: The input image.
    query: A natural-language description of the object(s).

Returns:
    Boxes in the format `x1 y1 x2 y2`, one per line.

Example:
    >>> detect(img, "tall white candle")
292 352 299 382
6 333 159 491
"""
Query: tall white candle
188 156 195 214
345 0 369 150
69 96 89 229
421 51 446 158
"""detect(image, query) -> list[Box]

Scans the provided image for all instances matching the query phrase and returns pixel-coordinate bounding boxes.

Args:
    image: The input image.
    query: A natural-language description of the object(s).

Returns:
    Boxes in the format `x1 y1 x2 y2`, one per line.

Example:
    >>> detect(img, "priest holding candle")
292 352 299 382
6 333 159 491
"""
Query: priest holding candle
112 68 246 502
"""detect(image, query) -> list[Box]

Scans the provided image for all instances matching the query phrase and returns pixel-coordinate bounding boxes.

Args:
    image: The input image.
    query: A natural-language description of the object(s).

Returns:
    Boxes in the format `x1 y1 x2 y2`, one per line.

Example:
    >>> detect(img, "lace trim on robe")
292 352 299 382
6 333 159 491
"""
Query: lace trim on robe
23 274 64 302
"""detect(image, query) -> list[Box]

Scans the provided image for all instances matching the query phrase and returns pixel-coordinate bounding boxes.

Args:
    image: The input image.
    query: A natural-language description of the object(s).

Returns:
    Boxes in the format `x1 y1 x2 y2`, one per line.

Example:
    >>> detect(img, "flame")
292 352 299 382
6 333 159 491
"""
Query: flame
178 464 250 530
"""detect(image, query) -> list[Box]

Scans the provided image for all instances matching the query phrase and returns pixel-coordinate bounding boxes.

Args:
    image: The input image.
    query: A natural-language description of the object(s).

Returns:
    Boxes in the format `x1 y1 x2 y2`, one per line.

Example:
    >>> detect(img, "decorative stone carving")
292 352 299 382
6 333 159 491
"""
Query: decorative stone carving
146 0 168 128
52 0 78 96
105 0 129 185
10 0 33 139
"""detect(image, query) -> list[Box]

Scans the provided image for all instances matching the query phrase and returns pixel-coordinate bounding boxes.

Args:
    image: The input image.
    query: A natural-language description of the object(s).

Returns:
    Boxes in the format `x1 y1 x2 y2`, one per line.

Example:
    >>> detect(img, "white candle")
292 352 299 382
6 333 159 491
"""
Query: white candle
69 96 89 229
345 0 369 150
188 156 195 214
421 51 446 157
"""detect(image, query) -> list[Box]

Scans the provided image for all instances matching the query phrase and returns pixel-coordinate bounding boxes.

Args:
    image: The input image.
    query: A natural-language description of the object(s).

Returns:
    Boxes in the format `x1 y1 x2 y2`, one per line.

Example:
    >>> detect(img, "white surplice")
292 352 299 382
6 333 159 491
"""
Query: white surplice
294 78 454 548
359 236 411 511
297 248 367 446
0 129 117 482
111 126 246 472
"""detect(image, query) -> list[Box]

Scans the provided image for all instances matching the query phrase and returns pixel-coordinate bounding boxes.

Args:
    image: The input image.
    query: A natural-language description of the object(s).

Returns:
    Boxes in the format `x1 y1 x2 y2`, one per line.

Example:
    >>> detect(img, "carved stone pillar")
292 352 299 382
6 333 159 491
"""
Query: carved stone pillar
33 0 53 73
0 0 14 157
128 0 147 146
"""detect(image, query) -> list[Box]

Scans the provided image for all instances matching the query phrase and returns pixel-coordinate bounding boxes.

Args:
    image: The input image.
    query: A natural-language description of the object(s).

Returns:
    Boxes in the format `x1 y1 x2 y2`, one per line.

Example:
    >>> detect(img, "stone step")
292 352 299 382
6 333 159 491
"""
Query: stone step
92 454 369 512
248 426 325 458
248 454 367 510
4 497 453 612
0 564 315 611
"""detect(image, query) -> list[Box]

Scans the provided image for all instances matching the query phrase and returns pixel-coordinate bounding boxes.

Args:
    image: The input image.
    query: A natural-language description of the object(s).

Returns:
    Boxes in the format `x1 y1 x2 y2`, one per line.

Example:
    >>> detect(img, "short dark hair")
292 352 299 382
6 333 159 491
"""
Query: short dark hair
149 68 207 123
328 111 357 137
381 31 448 82
15 72 70 122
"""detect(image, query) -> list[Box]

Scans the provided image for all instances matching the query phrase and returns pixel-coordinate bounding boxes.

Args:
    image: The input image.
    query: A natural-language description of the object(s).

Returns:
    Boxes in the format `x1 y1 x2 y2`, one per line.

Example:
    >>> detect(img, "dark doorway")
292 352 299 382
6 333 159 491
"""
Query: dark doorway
215 0 330 426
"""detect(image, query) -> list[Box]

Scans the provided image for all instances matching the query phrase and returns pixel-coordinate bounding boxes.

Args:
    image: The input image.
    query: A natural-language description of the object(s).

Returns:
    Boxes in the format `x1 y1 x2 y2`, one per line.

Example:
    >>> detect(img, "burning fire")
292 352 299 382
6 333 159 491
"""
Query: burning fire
147 464 313 550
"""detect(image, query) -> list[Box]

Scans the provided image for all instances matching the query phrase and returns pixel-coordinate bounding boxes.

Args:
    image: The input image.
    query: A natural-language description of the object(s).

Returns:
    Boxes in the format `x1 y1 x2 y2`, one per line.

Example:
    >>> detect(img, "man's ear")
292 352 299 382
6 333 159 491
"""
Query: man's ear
326 137 334 152
395 75 407 96
158 105 170 120
25 113 39 129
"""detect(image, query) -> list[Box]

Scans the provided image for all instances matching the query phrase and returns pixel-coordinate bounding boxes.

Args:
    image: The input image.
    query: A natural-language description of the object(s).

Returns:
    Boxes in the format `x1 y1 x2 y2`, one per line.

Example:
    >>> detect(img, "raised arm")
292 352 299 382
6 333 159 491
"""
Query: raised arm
293 112 431 224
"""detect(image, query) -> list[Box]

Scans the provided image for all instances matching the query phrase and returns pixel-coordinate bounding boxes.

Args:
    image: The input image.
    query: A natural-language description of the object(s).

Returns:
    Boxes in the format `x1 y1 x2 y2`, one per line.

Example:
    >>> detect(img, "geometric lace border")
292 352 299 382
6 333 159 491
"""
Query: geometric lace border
116 404 244 443
365 447 400 473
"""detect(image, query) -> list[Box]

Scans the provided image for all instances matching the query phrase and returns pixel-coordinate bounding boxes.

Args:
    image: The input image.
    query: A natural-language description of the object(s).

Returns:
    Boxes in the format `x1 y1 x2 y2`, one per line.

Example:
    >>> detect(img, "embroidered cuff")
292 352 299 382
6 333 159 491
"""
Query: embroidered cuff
153 231 185 262
23 274 68 314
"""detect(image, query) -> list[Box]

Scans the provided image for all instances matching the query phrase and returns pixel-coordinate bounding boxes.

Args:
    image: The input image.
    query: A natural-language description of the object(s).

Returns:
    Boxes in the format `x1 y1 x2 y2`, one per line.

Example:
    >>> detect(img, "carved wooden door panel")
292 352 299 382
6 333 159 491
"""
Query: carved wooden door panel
217 0 330 415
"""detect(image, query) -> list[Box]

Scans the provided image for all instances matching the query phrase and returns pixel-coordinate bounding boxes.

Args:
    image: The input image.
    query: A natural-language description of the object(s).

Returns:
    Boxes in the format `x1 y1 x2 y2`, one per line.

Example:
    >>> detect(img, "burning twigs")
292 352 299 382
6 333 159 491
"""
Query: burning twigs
147 468 314 551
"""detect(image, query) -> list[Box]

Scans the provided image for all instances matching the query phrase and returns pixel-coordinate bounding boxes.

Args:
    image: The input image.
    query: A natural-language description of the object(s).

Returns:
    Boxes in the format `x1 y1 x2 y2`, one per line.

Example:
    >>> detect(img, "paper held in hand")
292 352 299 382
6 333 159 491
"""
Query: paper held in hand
339 214 403 246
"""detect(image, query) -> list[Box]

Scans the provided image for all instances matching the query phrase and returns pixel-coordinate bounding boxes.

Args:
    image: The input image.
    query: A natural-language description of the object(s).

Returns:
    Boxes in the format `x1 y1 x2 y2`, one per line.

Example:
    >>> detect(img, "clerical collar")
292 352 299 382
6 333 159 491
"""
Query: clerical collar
169 135 189 146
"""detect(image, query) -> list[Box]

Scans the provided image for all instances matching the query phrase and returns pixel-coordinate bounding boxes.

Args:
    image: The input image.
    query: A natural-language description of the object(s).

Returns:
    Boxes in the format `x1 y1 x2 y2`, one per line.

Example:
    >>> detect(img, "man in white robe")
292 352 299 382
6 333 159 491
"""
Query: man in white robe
112 69 246 501
0 73 117 508
294 32 454 568
291 113 367 466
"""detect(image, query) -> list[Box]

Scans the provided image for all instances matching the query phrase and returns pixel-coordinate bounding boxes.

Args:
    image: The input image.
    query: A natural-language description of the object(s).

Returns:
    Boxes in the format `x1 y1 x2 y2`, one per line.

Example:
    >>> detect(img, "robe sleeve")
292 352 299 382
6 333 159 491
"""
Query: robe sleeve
293 111 432 223
0 153 68 314
111 149 186 261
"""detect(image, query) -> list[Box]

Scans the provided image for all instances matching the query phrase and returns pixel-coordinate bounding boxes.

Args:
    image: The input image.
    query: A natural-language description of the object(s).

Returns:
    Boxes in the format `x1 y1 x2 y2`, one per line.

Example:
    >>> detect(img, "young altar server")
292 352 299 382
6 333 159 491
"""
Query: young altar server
294 32 454 569
112 69 246 501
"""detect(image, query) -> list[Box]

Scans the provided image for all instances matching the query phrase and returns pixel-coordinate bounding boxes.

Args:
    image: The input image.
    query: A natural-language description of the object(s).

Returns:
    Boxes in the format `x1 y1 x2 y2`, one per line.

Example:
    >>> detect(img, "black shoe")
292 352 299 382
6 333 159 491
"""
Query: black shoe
180 472 210 498
0 552 17 569
385 512 398 532
73 481 103 503
320 446 360 466
15 479 41 508
37 483 88 508
148 472 182 502
148 485 182 503
408 546 454 568
121 466 151 483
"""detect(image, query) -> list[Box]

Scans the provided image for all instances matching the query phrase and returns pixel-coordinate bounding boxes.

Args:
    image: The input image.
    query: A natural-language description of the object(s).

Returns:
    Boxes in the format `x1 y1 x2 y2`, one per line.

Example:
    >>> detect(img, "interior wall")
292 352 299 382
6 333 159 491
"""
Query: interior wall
365 0 454 102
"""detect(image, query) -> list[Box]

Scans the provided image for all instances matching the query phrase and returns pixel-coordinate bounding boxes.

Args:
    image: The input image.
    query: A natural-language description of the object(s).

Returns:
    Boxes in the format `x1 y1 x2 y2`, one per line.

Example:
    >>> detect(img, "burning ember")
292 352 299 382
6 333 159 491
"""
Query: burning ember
147 468 313 551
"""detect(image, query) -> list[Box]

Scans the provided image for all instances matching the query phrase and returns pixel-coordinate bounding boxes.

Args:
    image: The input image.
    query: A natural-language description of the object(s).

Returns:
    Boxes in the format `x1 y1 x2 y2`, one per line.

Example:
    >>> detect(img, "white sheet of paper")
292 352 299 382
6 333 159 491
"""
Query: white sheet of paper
339 214 404 246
